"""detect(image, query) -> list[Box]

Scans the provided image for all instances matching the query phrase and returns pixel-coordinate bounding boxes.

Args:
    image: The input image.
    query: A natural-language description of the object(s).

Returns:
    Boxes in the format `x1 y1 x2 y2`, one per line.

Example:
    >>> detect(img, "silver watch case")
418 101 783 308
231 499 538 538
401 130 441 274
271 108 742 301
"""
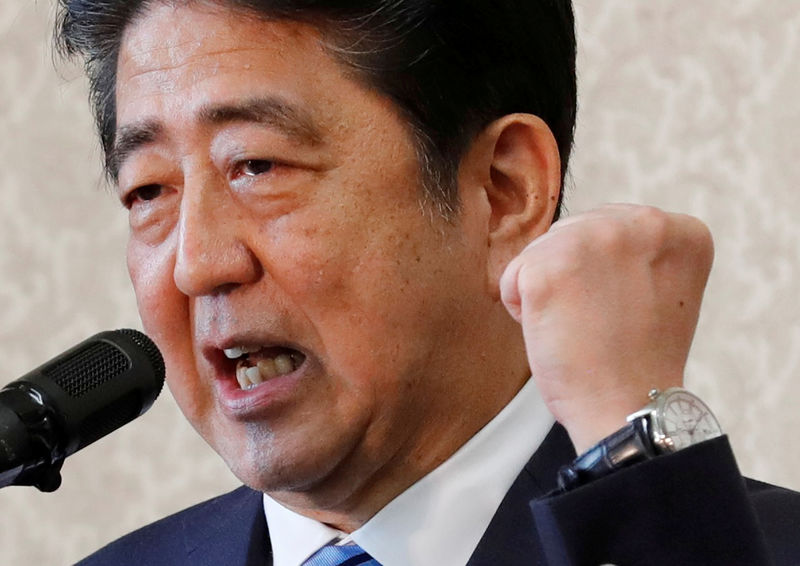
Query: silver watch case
626 387 723 454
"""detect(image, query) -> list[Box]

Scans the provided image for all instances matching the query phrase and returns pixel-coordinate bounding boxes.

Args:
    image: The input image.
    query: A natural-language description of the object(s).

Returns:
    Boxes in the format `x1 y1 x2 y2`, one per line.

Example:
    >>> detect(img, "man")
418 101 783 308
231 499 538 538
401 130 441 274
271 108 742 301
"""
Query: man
55 0 799 564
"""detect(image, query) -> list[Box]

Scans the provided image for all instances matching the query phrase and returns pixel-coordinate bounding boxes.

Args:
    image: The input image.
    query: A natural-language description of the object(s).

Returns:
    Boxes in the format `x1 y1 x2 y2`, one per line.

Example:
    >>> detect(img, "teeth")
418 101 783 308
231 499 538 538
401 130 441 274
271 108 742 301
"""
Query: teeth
235 364 253 390
234 351 303 390
257 359 278 379
225 347 245 359
224 345 261 359
245 366 264 386
274 354 293 375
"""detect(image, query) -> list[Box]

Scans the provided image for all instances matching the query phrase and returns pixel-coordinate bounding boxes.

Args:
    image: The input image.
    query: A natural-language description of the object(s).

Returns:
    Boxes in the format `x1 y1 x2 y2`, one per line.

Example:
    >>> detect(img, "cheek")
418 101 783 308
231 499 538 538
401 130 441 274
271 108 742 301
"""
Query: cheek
272 213 438 376
264 213 361 309
127 240 182 339
127 241 208 420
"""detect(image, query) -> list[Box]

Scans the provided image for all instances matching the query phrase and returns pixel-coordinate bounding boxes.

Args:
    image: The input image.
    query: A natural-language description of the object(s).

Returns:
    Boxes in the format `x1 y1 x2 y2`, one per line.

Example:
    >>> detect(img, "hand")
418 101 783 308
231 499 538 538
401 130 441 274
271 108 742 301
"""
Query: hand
500 204 714 453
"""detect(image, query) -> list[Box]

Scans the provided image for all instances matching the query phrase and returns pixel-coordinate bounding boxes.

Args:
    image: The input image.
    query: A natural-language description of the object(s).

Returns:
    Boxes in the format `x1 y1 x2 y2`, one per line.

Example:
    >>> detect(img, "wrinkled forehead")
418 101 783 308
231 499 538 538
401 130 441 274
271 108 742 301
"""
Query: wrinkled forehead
112 2 341 150
110 0 417 184
107 0 415 184
120 2 319 79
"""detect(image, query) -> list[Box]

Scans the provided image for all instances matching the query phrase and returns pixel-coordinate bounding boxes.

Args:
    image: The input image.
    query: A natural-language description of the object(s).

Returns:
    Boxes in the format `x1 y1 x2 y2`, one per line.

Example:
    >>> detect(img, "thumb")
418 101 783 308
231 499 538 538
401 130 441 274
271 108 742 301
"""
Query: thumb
499 255 524 323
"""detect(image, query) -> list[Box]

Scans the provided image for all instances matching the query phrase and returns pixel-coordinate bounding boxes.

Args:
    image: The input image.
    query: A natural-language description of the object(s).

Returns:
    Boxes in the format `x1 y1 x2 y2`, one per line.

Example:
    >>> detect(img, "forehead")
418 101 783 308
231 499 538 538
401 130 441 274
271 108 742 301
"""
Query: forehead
113 1 423 198
123 3 317 68
121 2 319 84
115 2 349 131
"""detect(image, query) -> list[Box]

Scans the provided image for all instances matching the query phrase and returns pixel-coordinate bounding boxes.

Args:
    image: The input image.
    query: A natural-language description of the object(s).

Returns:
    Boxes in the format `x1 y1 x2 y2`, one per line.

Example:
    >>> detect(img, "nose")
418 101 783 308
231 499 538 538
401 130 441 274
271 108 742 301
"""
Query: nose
173 177 261 297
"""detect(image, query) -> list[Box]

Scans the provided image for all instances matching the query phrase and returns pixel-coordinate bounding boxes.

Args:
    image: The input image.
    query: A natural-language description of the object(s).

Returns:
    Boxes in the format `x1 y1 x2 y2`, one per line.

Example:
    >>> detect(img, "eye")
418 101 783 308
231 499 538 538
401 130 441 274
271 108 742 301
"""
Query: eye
238 160 275 177
123 184 164 209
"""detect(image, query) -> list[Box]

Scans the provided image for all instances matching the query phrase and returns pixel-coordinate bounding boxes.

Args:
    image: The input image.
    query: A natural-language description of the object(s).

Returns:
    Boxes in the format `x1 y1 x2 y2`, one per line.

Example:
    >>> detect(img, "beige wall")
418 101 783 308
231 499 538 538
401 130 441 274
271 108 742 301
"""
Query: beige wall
1 2 798 564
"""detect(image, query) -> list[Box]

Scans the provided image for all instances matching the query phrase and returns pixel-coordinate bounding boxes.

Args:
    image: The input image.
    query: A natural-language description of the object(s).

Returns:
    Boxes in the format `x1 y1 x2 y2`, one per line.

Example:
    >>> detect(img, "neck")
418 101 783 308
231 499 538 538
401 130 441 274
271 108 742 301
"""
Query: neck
271 358 531 531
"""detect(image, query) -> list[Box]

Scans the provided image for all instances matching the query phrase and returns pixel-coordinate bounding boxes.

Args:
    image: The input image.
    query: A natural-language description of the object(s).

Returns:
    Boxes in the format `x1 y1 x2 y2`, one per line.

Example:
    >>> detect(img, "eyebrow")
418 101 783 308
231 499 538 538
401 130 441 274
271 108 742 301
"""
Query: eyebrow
110 121 163 180
110 97 324 178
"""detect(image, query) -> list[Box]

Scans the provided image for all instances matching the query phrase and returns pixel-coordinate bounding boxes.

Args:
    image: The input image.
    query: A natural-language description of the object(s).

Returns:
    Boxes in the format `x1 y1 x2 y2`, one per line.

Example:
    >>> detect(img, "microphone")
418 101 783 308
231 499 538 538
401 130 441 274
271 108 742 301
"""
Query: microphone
0 329 165 492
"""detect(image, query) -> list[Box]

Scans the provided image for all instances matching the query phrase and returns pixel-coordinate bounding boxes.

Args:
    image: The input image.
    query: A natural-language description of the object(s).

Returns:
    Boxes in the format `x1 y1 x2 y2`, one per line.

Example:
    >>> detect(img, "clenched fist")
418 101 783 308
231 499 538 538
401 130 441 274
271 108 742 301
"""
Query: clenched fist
500 204 714 453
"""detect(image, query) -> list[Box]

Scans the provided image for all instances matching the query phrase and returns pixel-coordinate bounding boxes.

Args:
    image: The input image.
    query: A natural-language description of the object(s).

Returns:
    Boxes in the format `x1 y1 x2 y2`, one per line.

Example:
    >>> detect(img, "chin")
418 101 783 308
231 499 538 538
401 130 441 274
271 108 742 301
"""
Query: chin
216 426 334 495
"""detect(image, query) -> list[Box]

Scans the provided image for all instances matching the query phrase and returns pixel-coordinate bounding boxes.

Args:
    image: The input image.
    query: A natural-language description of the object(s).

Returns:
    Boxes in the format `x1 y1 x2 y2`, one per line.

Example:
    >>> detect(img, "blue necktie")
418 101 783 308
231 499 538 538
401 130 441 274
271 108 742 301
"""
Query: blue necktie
302 543 381 566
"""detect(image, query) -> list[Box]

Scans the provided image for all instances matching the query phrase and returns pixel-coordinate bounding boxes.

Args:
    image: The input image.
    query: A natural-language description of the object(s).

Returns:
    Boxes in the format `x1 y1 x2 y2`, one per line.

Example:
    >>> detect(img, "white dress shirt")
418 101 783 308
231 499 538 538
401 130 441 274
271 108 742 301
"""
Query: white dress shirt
264 377 554 566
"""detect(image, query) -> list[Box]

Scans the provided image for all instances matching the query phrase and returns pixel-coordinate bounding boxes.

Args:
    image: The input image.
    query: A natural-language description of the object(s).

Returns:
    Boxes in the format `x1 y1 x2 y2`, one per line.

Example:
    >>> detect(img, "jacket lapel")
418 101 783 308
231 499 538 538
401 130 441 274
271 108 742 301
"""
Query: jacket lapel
180 485 272 565
466 423 575 566
241 423 574 566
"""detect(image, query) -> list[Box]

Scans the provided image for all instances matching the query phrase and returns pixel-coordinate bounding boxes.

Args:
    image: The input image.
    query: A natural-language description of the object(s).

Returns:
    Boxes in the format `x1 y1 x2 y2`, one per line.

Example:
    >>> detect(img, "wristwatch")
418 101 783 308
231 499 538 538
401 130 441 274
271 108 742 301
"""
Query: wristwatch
557 387 723 492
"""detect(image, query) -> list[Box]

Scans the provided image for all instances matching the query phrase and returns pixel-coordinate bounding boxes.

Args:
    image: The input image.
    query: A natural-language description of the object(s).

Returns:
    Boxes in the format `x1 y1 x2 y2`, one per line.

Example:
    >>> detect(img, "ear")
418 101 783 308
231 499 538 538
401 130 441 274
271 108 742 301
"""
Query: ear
459 113 562 299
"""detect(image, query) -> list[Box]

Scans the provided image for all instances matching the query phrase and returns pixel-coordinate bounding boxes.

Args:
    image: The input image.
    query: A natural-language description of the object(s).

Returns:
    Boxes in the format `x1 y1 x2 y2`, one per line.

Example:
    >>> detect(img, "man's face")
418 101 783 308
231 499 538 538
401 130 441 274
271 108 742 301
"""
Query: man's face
116 3 502 507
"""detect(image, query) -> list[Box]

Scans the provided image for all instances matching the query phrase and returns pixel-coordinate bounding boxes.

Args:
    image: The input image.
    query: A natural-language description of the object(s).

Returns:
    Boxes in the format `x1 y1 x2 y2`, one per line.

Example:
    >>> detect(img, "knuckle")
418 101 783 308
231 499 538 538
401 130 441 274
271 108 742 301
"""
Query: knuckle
592 219 628 253
688 215 714 247
515 263 554 310
685 216 715 266
634 205 670 247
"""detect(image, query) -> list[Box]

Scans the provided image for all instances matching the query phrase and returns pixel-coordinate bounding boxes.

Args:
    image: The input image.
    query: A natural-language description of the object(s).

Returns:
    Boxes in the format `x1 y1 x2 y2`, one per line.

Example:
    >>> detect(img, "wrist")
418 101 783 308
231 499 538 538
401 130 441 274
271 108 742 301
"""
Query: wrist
560 396 654 455
557 387 723 492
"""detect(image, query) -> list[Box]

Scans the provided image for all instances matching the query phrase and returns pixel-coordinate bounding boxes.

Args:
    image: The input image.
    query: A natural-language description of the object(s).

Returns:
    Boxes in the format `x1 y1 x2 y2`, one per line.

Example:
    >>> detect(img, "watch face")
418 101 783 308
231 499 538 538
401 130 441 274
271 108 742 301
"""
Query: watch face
654 389 723 451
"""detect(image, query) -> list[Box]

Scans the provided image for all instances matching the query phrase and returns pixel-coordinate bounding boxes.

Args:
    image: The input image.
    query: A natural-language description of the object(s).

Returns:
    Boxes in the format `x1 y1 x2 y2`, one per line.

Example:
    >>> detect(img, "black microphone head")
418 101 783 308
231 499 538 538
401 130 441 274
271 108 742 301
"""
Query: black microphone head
14 329 166 456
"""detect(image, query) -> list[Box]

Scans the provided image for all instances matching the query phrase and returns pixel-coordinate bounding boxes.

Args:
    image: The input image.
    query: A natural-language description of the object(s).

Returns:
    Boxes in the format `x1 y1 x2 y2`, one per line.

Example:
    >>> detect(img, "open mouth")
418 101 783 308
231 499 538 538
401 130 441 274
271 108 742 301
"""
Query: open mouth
223 345 306 390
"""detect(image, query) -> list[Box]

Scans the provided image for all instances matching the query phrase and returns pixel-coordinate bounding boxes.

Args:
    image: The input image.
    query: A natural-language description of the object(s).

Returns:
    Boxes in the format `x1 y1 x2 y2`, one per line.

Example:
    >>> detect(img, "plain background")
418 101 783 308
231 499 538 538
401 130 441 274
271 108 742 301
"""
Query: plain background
1 1 799 564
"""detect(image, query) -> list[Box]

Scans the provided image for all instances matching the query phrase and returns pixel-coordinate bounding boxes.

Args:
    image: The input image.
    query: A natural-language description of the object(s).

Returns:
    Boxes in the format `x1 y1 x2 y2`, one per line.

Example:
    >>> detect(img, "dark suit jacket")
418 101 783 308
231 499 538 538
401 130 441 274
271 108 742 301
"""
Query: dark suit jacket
77 424 800 565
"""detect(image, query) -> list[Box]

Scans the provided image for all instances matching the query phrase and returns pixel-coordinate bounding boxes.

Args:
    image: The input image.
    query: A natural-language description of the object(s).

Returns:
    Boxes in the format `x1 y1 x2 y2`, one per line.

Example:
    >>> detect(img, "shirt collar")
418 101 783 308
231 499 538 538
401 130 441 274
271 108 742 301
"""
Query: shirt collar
264 377 553 566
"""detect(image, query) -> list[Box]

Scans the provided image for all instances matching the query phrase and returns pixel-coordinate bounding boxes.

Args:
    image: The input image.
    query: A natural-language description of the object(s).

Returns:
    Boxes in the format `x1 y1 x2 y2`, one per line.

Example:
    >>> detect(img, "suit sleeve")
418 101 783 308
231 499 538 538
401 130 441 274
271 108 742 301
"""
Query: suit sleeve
530 436 774 566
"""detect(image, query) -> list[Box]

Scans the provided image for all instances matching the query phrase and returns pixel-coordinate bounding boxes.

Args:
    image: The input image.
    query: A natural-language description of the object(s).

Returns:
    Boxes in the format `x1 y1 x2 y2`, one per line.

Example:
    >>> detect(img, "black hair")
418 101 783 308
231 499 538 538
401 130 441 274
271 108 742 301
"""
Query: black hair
55 0 576 219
